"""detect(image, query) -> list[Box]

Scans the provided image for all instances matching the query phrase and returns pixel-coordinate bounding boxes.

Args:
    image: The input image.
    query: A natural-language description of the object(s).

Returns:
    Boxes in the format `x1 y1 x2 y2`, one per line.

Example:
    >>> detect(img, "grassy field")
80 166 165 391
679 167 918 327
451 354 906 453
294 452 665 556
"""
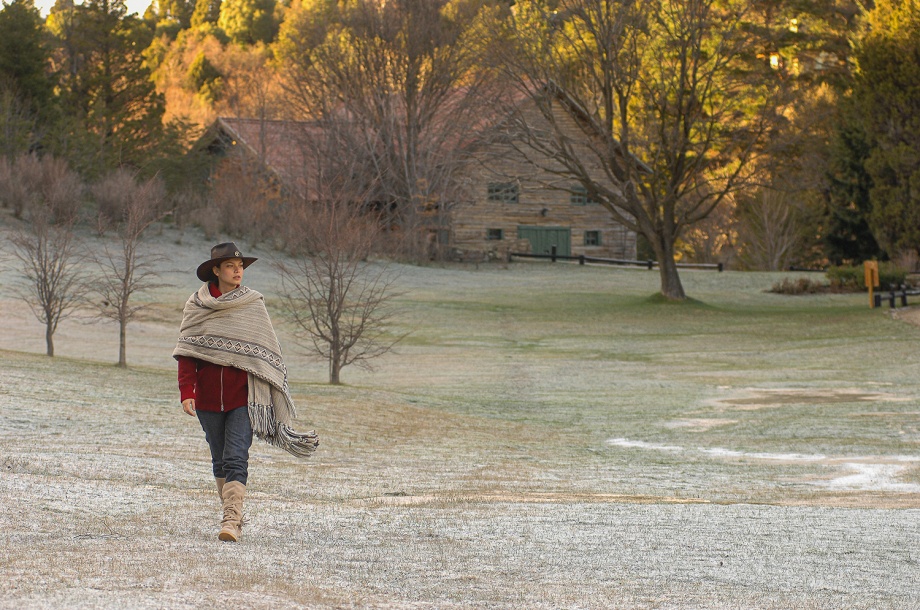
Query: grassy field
1 227 919 608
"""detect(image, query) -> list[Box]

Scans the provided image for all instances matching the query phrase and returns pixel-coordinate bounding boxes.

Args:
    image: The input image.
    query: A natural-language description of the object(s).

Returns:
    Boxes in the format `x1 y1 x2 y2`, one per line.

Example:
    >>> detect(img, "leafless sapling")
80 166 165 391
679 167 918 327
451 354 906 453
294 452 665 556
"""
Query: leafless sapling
275 188 402 384
90 170 169 367
8 157 87 356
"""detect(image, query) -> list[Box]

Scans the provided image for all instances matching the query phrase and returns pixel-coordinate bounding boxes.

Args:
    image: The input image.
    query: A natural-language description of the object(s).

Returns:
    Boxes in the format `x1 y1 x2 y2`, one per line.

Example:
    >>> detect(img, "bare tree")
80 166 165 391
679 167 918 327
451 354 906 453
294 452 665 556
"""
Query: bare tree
169 188 206 236
0 154 84 226
90 170 169 367
8 157 86 357
274 125 402 384
0 153 40 218
736 187 806 271
275 200 402 385
207 160 276 244
217 43 286 133
0 153 75 221
489 0 781 299
681 198 737 266
276 0 498 259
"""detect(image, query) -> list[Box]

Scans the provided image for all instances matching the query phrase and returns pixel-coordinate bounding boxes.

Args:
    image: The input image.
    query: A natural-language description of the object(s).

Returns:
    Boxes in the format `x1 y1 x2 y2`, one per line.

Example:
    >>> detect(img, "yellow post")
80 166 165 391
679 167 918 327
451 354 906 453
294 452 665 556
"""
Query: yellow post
865 260 880 308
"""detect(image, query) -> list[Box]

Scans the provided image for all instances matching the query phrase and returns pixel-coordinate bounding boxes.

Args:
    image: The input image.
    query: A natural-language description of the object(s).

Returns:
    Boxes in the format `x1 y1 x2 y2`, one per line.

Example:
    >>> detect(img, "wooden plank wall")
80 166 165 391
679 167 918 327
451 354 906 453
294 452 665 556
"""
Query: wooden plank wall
450 97 637 262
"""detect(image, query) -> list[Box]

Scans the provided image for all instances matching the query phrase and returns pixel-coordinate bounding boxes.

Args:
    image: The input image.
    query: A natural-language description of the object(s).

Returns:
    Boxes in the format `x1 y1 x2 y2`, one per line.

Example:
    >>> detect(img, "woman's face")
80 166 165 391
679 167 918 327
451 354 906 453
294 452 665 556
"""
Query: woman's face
213 258 244 290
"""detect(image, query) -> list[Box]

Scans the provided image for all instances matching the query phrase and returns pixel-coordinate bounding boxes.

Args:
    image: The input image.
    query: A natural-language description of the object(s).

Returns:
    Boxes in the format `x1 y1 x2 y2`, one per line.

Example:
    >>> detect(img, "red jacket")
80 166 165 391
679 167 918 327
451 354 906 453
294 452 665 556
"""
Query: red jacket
177 283 248 412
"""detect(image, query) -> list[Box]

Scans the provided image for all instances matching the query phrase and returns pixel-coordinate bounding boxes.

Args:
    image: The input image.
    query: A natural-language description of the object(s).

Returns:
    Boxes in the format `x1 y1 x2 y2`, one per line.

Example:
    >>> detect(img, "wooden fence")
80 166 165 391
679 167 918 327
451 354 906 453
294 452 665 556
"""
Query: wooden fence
510 246 723 272
874 286 920 309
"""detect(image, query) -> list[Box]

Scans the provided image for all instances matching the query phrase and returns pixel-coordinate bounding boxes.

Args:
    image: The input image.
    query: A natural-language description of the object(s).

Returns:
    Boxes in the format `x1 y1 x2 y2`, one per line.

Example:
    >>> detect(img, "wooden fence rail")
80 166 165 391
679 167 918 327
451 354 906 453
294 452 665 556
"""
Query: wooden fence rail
510 246 723 272
874 286 920 309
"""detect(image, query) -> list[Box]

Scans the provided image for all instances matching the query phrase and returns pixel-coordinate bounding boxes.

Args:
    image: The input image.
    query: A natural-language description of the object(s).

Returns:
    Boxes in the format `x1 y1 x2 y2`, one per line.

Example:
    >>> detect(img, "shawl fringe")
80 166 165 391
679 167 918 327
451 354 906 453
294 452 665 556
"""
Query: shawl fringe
248 402 319 458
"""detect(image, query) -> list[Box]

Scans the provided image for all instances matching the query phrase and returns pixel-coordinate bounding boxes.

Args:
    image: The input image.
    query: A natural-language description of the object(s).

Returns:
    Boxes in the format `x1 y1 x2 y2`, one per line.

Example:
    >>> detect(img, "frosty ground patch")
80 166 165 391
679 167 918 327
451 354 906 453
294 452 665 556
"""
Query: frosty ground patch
1 225 919 608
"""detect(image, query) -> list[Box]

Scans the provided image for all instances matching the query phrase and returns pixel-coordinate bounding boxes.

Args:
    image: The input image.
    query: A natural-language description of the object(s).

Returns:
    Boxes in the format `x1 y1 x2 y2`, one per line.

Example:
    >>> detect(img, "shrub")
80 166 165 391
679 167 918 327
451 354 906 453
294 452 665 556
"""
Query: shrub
825 265 861 290
770 277 829 295
878 263 910 289
0 154 83 223
90 168 135 235
826 263 909 291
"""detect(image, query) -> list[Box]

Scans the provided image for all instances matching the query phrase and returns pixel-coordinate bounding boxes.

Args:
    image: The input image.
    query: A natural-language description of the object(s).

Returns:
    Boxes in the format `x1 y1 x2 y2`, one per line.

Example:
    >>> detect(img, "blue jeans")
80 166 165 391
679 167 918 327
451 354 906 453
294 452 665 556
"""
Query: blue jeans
197 406 253 486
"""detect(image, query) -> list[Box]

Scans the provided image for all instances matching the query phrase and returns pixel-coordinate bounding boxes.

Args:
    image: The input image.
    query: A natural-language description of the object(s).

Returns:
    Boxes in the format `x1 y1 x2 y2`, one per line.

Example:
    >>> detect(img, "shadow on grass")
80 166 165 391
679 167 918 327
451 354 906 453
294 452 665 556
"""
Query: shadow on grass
642 293 717 310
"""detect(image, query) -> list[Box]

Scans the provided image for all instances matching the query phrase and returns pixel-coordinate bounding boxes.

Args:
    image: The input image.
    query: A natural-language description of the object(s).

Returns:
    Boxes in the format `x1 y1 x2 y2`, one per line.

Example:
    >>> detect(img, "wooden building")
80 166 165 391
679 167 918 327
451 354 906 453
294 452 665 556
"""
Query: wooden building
196 116 322 200
450 92 637 261
197 94 636 261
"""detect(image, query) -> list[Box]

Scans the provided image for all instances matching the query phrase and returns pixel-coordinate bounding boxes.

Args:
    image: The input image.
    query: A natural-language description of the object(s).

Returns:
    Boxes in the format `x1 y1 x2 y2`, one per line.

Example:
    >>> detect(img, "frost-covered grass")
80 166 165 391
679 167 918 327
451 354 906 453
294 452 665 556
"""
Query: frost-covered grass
1 223 919 608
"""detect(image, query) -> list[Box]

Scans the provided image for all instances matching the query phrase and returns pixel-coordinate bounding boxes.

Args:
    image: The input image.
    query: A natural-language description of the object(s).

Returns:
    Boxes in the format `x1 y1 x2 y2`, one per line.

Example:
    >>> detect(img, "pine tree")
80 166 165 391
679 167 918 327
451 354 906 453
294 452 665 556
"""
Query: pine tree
48 0 167 175
0 0 55 116
824 111 881 265
837 0 920 258
218 0 276 45
191 0 221 28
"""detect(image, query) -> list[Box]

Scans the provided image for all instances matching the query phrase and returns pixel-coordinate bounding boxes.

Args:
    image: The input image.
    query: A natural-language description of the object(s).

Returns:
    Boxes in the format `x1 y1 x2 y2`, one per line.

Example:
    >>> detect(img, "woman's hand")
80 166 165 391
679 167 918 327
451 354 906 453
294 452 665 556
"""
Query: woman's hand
182 398 196 416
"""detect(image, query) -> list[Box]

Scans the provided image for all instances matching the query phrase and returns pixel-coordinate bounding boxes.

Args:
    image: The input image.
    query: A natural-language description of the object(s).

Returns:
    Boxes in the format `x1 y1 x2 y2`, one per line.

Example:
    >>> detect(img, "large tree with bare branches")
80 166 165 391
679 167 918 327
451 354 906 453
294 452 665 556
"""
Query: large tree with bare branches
275 0 501 258
491 0 781 299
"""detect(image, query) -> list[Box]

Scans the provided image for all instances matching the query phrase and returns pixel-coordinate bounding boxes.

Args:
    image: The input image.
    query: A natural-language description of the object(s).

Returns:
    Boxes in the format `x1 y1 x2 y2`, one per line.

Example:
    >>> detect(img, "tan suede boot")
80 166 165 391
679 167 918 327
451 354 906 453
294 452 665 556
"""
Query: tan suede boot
215 477 226 502
218 481 245 542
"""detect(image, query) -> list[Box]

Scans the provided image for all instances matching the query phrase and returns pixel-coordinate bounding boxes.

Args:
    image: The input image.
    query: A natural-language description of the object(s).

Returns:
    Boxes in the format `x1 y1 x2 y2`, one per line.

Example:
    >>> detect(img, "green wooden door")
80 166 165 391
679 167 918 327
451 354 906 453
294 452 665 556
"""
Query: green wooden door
517 226 571 256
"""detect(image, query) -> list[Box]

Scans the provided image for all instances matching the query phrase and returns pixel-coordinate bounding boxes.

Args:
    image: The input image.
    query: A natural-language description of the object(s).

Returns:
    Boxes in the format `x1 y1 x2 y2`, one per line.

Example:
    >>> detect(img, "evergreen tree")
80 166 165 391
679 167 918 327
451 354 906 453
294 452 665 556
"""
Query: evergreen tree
731 0 866 268
218 0 276 45
152 0 193 38
824 101 882 264
839 0 920 258
48 0 167 175
186 50 223 103
191 0 221 28
0 0 55 117
157 0 193 28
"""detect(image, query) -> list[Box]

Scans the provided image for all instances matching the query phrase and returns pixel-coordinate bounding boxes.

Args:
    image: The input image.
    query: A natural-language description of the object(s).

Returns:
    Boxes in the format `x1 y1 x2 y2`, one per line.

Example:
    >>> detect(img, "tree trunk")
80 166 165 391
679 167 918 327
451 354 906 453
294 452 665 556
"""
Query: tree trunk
45 323 54 357
657 255 686 300
329 356 341 385
651 235 686 300
118 318 127 368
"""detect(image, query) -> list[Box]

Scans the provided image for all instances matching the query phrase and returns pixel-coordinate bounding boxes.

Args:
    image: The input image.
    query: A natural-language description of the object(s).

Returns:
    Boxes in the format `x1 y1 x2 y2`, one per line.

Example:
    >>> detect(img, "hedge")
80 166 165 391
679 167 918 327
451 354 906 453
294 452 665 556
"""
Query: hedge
826 263 909 291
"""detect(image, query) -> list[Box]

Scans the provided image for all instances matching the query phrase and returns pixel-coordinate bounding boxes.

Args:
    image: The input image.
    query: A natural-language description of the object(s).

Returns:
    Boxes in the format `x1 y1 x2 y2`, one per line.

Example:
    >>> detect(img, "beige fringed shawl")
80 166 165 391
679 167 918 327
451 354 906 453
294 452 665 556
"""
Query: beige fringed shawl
173 284 319 458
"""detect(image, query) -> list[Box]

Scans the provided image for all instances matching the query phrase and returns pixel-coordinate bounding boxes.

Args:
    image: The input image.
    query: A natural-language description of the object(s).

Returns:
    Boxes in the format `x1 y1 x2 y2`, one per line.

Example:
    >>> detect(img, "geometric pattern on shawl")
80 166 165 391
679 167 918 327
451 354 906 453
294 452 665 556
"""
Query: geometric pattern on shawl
177 335 284 371
173 283 319 458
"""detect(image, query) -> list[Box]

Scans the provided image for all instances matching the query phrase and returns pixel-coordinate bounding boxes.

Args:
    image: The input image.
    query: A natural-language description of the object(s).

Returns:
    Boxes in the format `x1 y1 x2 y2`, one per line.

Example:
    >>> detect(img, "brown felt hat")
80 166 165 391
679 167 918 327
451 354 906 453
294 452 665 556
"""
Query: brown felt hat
196 242 258 282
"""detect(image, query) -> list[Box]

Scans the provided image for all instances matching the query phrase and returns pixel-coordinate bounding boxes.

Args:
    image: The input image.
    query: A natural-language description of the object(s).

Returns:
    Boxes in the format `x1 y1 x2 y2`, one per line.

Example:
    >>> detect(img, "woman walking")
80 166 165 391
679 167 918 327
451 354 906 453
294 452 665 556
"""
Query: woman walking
173 242 318 542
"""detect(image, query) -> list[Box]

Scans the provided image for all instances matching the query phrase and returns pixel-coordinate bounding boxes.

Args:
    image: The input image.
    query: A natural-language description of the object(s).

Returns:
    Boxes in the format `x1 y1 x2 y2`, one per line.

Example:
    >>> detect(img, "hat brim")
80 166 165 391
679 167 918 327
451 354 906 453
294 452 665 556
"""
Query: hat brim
196 256 258 283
